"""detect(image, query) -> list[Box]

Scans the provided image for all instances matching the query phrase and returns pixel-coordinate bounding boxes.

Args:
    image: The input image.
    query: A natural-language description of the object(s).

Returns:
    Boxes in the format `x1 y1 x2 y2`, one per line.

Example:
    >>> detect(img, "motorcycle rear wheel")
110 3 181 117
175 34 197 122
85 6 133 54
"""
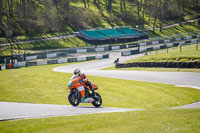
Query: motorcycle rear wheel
92 92 102 107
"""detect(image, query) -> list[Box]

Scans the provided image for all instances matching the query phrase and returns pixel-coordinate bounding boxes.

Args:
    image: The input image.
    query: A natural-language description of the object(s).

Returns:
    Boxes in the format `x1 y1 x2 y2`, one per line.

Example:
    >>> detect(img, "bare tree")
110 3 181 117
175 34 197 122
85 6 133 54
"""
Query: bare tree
82 0 87 8
120 0 127 15
22 0 26 21
107 0 113 12
177 0 182 26
152 0 158 31
82 0 89 8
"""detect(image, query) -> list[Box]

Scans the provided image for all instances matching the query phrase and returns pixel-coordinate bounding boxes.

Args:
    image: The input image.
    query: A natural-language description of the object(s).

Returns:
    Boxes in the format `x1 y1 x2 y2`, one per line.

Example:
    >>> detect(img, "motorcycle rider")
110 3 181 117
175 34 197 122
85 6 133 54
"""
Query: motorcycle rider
70 68 93 101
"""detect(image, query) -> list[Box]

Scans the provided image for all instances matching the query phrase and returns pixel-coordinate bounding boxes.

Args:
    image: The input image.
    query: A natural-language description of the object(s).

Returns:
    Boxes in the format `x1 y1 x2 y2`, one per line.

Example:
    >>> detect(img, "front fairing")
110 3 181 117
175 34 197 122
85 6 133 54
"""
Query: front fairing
68 80 73 90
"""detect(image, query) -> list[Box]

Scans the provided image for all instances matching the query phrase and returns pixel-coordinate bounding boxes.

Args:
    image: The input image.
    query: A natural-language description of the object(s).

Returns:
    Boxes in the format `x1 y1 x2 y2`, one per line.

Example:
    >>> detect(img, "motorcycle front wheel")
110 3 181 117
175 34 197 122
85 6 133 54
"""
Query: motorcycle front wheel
92 92 102 107
68 91 80 106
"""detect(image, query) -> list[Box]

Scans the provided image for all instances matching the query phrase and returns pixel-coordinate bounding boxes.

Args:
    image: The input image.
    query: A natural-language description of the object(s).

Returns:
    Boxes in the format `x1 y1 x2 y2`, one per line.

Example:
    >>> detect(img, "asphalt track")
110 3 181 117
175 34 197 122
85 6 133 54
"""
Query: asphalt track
54 52 200 89
1 51 200 121
0 102 136 121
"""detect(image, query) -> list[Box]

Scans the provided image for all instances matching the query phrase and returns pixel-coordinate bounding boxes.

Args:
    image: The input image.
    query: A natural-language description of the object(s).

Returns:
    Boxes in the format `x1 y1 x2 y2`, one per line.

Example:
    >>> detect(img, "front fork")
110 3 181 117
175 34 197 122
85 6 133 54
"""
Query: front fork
85 88 96 99
72 89 80 100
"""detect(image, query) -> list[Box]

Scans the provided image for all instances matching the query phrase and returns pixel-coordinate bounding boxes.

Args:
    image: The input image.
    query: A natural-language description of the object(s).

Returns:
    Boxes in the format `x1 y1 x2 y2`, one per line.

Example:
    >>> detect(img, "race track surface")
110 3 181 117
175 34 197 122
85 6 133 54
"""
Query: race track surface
54 52 200 89
0 102 136 121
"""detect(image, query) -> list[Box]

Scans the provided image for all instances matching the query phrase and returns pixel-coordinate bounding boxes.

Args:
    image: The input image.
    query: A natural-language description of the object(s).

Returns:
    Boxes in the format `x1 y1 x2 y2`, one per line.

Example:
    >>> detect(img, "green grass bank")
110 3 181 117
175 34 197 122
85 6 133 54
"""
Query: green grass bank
126 44 200 63
0 109 200 133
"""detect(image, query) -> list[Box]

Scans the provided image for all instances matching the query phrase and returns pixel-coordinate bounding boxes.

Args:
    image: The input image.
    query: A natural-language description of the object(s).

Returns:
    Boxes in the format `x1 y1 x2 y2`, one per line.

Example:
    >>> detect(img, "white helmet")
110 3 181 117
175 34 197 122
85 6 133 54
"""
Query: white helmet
73 68 81 76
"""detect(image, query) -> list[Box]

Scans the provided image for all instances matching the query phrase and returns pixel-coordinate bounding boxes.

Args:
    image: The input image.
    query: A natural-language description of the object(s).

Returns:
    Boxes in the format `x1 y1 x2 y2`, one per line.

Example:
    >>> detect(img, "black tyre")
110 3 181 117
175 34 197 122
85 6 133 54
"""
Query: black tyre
92 92 102 107
68 90 80 106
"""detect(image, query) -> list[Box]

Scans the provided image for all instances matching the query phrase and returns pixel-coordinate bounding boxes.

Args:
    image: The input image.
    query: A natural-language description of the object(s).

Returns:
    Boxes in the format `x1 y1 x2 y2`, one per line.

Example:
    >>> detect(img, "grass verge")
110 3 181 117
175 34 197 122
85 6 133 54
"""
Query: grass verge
0 109 200 133
0 62 199 109
126 44 200 63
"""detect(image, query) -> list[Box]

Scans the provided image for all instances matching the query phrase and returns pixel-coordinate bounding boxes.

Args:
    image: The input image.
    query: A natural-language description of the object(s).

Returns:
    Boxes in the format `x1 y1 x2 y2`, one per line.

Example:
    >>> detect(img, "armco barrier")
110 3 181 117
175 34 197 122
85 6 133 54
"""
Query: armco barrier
131 49 139 55
17 62 26 67
0 54 109 70
2 34 199 64
122 36 200 56
68 49 77 53
173 43 179 47
112 46 120 50
160 45 166 49
95 47 105 52
87 48 95 53
122 51 131 56
47 60 58 64
19 34 199 61
57 52 67 57
26 62 37 67
164 39 170 43
68 58 77 63
37 53 47 59
77 49 87 53
96 55 103 59
128 43 138 48
77 57 87 62
57 59 68 64
166 43 173 48
103 54 109 59
86 56 96 60
26 55 37 61
159 40 164 44
116 62 200 68
120 45 127 49
37 61 48 66
47 53 57 58
147 47 153 51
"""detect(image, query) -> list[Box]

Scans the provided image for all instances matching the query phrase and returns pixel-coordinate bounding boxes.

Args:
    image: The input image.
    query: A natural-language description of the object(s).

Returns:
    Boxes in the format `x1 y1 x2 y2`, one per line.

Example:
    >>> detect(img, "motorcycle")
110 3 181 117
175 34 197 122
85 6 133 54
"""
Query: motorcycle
67 77 102 107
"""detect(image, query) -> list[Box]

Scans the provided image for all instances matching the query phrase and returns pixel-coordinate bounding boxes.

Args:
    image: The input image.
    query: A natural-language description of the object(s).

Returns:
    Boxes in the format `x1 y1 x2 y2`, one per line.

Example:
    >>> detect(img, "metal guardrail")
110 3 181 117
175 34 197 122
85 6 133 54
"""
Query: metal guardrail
0 54 109 70
121 35 200 56
1 33 199 63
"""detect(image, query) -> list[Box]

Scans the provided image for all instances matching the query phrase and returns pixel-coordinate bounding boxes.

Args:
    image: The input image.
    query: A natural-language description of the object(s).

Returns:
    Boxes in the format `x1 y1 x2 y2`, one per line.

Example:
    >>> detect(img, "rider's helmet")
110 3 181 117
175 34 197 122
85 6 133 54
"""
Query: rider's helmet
74 68 81 76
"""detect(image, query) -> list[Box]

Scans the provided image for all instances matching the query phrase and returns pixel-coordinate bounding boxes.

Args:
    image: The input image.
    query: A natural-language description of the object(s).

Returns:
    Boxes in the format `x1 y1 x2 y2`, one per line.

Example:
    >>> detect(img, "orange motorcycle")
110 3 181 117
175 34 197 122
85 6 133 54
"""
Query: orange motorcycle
67 77 102 107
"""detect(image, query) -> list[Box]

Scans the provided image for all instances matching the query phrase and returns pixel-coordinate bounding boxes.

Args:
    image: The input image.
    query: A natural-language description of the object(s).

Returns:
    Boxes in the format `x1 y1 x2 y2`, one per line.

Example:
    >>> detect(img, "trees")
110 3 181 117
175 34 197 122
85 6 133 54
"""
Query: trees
0 0 199 37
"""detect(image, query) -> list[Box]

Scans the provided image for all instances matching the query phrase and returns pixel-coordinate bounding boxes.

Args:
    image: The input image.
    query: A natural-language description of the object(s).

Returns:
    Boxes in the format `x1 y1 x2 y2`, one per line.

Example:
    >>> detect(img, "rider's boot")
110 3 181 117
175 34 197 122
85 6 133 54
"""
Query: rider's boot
81 96 87 102
84 88 88 98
